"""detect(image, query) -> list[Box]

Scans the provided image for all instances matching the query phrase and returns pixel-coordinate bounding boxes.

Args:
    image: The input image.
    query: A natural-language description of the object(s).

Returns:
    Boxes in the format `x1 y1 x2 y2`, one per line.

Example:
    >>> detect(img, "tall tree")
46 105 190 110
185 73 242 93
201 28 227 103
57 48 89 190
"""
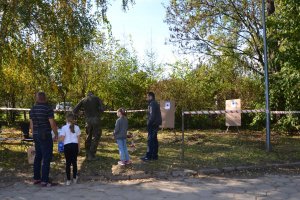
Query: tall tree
165 0 266 75
165 0 300 131
0 0 134 107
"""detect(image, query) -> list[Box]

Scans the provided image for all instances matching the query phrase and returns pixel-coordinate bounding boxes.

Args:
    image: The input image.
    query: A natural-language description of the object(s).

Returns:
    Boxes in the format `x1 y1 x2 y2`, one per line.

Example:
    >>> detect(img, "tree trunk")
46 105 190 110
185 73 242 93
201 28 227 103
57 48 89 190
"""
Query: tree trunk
0 1 9 68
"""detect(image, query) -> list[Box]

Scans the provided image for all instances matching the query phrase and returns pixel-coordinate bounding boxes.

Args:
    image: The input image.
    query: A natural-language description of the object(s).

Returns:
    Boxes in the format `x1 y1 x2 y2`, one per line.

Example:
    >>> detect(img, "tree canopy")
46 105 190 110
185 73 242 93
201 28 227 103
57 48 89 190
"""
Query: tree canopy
165 0 300 131
0 0 299 131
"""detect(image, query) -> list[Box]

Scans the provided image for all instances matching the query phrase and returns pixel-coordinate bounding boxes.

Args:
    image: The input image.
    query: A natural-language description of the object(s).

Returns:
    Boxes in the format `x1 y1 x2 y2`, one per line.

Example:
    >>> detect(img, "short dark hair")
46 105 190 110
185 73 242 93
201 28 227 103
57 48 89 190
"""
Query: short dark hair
147 92 155 99
35 92 47 103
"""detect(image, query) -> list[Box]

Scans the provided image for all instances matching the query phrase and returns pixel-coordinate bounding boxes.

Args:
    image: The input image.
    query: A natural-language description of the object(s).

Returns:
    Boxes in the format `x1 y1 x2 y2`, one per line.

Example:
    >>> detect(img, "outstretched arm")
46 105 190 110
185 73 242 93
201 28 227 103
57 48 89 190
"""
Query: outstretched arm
73 99 84 115
98 98 106 113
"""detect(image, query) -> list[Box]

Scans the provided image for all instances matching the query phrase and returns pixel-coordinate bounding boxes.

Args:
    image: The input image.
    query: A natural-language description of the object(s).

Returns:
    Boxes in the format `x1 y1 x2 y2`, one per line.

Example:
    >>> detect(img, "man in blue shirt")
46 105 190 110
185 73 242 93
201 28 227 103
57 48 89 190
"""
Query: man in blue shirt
30 92 58 187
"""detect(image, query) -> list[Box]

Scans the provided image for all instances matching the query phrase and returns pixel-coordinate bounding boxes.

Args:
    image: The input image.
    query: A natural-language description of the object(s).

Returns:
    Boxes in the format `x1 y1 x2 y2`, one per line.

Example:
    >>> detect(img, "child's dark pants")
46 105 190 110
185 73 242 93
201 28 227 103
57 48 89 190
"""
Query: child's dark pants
64 143 78 180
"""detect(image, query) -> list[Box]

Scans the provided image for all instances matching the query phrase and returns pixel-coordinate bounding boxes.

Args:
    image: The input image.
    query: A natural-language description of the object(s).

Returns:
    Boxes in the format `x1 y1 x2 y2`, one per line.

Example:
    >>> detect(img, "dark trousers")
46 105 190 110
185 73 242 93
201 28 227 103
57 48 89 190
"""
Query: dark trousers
85 117 102 157
146 126 159 159
64 143 79 180
33 134 53 183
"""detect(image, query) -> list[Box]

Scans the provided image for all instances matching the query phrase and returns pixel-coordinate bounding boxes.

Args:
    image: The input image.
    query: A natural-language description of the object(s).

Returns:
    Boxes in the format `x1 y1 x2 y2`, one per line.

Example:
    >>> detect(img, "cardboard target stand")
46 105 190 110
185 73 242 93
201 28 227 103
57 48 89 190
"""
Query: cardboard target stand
225 99 241 132
160 100 175 129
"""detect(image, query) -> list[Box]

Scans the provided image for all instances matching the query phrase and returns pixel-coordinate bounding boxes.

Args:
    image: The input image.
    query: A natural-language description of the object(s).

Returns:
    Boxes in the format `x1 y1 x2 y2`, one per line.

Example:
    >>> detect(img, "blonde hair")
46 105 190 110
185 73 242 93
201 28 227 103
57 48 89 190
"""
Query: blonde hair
66 113 75 133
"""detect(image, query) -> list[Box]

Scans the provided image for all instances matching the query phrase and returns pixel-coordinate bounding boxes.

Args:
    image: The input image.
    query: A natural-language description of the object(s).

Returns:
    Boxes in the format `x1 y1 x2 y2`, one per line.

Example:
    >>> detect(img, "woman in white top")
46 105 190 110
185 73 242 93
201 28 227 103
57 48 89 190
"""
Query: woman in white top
59 113 81 186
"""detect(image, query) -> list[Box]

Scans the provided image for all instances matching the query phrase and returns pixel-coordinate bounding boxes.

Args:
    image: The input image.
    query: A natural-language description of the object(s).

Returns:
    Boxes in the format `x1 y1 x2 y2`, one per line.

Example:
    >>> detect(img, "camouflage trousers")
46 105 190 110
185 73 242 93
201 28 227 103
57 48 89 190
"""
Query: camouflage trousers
85 117 102 158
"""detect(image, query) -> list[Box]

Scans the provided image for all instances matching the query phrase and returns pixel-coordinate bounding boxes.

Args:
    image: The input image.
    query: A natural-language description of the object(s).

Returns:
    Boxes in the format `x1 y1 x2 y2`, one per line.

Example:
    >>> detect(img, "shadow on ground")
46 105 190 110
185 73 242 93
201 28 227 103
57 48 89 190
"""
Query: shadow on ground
2 129 300 185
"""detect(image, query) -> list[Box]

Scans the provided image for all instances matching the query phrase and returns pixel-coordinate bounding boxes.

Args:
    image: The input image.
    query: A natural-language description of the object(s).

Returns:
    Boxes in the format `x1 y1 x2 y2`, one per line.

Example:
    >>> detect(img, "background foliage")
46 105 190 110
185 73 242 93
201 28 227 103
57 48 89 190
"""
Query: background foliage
0 0 299 132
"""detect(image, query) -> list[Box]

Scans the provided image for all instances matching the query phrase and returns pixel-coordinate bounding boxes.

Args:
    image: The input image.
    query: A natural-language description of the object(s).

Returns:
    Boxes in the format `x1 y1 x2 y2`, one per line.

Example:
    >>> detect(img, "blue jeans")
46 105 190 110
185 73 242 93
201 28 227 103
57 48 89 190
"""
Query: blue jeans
116 139 130 161
146 125 159 159
33 133 53 183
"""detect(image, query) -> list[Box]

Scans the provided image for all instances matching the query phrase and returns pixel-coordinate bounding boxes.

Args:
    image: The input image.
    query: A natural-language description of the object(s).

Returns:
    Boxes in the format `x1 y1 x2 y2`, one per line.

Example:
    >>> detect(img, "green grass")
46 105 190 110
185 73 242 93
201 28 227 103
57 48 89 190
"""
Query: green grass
1 128 300 180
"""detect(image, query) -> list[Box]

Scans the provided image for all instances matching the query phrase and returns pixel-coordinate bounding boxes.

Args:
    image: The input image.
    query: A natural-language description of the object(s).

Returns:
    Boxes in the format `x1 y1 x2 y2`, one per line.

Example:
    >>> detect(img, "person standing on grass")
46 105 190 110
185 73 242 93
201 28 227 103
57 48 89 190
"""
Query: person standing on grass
141 92 162 162
30 92 58 187
113 108 131 165
60 113 81 186
73 91 105 161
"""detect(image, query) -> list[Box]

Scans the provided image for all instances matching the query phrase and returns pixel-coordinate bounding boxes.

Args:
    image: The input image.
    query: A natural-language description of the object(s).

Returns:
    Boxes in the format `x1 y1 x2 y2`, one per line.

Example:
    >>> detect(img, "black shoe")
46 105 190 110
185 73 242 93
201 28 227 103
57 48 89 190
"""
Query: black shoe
140 157 152 162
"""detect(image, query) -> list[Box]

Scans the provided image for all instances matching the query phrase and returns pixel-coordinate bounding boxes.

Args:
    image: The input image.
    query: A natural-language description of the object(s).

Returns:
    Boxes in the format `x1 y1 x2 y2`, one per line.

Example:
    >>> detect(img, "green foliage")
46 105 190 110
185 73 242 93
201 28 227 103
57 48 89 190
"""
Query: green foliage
165 0 265 74
165 0 300 131
266 0 300 131
151 58 262 129
0 0 299 132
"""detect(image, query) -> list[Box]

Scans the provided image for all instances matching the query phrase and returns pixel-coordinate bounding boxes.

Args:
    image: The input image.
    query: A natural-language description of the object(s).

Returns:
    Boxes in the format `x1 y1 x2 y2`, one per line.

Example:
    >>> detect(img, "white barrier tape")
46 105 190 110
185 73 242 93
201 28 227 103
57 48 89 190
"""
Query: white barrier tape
183 109 264 115
104 109 147 113
0 107 147 113
0 107 30 111
183 110 300 115
0 107 69 112
1 107 299 115
271 111 300 114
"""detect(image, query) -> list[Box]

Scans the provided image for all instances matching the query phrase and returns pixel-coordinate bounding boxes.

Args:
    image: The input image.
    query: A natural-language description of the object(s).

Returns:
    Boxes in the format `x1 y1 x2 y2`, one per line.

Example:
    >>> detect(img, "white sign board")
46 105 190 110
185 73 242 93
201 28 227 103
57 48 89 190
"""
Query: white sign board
164 101 171 110
225 99 241 126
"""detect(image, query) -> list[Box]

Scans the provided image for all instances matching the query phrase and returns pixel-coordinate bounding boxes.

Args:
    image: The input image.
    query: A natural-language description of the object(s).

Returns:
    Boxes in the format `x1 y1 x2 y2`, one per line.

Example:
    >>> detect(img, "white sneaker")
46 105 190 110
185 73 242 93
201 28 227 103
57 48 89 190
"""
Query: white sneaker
66 180 71 186
118 161 125 166
73 176 78 184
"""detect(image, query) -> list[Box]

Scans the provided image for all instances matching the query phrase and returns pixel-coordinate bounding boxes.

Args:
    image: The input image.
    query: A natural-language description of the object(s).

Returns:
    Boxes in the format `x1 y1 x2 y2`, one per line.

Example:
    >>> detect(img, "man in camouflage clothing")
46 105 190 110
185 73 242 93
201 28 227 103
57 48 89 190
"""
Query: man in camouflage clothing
73 92 105 161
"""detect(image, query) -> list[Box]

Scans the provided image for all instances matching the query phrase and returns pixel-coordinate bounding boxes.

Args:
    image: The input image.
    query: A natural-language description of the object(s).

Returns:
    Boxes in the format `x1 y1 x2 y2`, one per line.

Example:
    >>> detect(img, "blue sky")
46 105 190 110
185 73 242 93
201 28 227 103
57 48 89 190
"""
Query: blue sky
106 0 178 63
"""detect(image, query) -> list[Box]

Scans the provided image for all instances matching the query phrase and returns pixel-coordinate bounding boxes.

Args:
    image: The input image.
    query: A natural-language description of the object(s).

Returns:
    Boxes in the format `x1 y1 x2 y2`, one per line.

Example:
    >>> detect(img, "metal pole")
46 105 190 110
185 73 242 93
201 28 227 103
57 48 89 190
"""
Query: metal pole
262 0 271 152
181 110 185 162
